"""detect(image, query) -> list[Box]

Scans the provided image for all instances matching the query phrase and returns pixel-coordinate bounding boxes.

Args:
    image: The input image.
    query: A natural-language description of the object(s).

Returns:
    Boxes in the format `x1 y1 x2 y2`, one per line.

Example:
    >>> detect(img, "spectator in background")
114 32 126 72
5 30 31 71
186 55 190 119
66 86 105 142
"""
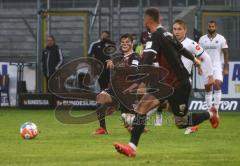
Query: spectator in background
199 20 229 114
88 31 116 90
42 35 63 92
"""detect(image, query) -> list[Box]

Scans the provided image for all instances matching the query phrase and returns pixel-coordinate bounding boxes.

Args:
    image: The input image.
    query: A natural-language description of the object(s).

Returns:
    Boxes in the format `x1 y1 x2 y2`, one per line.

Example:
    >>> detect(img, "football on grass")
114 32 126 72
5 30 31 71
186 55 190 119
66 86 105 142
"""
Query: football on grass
20 122 38 139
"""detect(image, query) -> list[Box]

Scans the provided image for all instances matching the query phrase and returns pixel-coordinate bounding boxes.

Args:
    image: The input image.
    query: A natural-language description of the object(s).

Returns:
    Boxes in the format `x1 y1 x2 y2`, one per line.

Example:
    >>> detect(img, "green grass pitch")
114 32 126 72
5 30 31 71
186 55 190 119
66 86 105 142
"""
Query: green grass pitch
0 109 240 166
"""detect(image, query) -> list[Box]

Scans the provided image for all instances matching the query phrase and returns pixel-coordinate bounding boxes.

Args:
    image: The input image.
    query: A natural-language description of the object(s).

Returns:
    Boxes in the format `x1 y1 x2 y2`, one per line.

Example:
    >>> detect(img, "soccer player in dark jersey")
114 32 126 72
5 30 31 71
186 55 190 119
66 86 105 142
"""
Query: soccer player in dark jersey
113 8 219 157
88 31 116 90
94 33 140 134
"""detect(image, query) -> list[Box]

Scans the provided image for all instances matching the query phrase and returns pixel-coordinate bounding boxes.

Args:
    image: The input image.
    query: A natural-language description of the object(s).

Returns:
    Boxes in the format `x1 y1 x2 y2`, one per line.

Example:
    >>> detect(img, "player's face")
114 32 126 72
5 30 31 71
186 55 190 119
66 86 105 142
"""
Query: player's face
120 37 133 53
208 23 216 35
144 15 152 32
173 23 186 41
101 32 110 41
47 37 55 47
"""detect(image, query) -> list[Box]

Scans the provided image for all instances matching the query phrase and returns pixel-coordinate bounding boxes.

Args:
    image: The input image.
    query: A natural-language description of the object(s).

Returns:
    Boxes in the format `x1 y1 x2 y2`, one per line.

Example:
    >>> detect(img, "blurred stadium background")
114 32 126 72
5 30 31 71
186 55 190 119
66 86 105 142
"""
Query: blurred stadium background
0 0 239 110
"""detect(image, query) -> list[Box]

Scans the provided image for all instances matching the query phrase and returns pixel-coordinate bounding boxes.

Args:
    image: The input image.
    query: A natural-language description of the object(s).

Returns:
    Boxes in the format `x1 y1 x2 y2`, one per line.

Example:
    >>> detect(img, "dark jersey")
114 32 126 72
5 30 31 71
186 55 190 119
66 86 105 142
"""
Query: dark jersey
111 52 140 89
112 52 139 66
88 39 115 63
143 26 189 88
140 31 151 45
88 39 115 90
42 44 63 78
109 52 140 112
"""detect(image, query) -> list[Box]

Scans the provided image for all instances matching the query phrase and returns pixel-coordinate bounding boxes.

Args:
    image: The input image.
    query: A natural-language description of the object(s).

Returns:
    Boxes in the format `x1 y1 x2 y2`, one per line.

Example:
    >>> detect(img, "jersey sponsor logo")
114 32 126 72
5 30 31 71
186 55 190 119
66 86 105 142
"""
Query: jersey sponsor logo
132 60 139 65
163 32 173 37
195 45 201 51
204 46 217 50
145 41 152 49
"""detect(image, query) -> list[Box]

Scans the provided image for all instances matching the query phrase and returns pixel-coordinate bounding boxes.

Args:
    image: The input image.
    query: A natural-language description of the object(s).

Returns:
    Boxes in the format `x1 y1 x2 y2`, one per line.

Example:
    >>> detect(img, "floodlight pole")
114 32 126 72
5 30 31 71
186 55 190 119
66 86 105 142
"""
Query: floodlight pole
109 0 114 41
139 0 143 34
168 0 173 30
47 0 51 35
98 1 102 37
117 0 121 43
36 0 43 93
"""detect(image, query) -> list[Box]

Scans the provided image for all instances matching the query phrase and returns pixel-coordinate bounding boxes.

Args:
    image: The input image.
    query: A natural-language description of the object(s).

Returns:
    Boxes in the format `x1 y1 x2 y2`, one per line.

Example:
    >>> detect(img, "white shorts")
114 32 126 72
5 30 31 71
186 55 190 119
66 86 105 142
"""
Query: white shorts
202 64 222 85
201 52 214 85
212 65 223 82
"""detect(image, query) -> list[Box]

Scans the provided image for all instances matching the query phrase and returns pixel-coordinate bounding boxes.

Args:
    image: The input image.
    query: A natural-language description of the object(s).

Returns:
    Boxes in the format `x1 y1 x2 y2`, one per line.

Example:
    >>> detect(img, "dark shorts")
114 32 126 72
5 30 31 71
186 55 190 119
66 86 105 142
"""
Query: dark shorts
104 88 136 114
105 81 191 117
98 69 110 90
167 81 191 117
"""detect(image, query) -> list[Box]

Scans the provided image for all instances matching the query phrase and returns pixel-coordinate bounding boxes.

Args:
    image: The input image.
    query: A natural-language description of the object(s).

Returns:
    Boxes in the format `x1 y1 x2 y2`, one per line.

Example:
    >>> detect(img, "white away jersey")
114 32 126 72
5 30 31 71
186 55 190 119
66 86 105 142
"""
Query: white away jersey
181 37 204 74
199 34 228 66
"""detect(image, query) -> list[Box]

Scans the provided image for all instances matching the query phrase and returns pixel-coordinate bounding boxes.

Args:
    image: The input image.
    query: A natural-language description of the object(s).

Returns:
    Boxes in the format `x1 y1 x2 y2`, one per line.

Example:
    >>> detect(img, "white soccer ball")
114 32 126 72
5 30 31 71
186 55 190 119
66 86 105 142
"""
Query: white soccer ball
20 122 38 139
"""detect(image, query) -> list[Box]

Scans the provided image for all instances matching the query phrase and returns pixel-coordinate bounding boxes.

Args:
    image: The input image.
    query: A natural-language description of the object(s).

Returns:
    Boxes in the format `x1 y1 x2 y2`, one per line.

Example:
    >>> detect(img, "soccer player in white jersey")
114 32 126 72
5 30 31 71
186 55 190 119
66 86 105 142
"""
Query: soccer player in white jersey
173 19 214 134
199 20 229 114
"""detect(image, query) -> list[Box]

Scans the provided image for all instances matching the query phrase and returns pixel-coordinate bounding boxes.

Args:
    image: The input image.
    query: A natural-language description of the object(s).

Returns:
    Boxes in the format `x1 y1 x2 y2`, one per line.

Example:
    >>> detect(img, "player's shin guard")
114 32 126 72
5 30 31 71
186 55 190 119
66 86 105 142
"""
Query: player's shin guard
205 91 213 109
188 112 210 126
96 103 108 129
214 90 221 110
130 113 146 146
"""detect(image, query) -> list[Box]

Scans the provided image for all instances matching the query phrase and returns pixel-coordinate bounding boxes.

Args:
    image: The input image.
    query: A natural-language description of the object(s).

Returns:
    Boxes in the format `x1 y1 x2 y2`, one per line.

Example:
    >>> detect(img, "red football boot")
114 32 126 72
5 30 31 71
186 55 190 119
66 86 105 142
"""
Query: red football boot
113 143 136 157
209 106 219 129
94 127 108 135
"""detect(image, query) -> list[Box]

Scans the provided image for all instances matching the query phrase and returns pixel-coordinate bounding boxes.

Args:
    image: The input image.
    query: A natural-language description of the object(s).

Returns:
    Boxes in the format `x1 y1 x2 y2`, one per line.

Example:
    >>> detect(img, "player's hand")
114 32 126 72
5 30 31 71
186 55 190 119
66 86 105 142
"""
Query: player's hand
197 66 203 75
136 82 146 94
194 57 201 67
106 59 114 69
223 64 229 75
122 83 139 94
207 75 214 85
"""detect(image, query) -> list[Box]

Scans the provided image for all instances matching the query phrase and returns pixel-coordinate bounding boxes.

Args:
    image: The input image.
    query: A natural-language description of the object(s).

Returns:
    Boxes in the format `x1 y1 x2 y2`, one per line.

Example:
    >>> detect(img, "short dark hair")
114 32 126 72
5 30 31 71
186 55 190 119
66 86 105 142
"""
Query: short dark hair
208 20 217 25
102 31 110 36
48 35 55 41
120 33 133 42
144 8 160 23
173 19 187 29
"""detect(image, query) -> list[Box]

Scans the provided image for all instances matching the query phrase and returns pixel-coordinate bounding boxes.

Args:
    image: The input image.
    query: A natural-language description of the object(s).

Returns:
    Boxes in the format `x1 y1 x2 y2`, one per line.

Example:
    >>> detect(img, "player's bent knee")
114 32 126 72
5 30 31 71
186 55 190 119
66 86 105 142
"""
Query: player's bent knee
214 80 222 90
136 100 159 114
96 91 112 104
174 115 188 129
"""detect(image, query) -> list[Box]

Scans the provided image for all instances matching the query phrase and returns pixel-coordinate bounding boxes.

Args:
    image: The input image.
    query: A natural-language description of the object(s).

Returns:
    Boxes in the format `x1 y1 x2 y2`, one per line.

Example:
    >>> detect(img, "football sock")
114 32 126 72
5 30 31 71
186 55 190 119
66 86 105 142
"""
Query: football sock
157 107 163 114
130 113 146 146
205 91 213 109
96 103 107 129
188 112 210 126
128 142 137 151
214 90 221 110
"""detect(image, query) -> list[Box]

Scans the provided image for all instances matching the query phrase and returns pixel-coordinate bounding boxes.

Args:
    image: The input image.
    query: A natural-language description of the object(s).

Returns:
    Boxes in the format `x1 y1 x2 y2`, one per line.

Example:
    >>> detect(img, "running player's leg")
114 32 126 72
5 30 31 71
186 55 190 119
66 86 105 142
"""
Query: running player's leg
213 66 223 113
155 103 166 126
114 93 160 156
95 89 118 134
169 82 217 129
184 53 214 134
200 50 214 109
